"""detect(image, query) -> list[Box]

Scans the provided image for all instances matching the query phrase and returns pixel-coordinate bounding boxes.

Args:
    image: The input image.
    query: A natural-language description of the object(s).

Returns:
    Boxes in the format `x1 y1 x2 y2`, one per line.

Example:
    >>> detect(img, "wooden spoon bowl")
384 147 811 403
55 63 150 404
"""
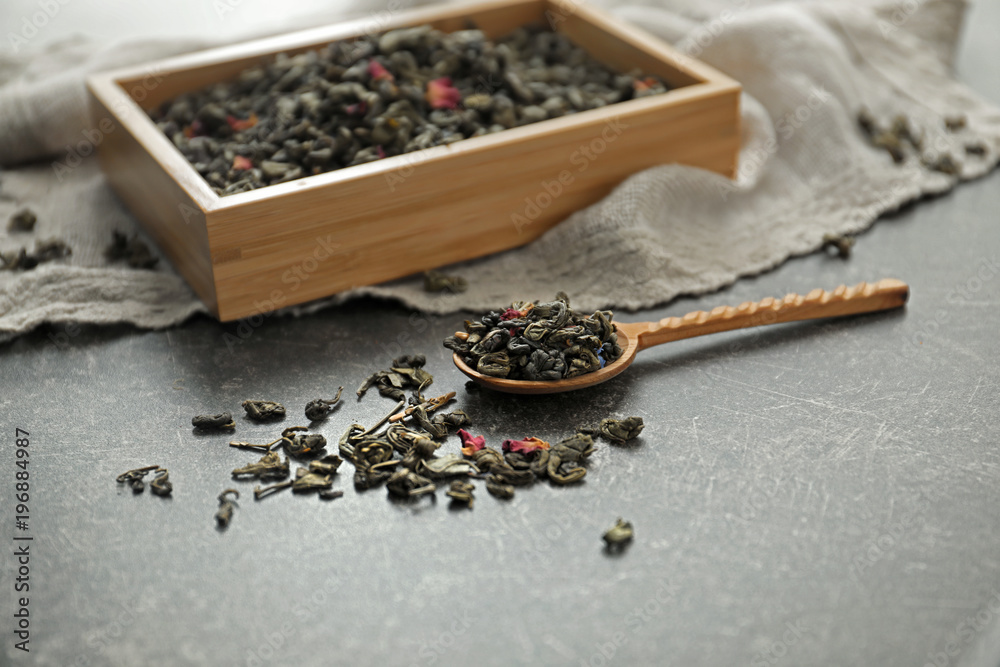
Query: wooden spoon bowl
453 279 909 395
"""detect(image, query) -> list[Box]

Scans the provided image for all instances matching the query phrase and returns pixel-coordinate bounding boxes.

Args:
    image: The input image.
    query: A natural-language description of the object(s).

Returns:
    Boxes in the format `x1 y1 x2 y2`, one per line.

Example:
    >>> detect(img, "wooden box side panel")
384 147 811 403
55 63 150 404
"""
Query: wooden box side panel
88 91 218 314
207 86 739 321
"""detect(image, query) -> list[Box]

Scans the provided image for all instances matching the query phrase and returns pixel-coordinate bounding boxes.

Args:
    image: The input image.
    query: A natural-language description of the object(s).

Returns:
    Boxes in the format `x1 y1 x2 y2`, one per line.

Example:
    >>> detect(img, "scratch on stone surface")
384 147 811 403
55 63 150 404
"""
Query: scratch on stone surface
712 404 783 423
841 425 864 445
704 372 881 418
969 375 984 402
741 358 802 373
872 421 888 446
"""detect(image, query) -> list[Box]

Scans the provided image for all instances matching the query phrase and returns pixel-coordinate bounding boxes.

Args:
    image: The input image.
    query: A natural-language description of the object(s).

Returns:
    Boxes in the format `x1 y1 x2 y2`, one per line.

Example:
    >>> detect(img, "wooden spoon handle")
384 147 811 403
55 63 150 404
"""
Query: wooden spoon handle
631 278 909 351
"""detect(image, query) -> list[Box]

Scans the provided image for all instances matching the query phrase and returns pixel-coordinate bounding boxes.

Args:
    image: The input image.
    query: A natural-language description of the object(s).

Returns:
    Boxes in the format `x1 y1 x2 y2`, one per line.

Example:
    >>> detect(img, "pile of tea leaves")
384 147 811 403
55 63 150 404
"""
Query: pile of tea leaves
148 24 669 195
121 354 643 532
444 292 623 380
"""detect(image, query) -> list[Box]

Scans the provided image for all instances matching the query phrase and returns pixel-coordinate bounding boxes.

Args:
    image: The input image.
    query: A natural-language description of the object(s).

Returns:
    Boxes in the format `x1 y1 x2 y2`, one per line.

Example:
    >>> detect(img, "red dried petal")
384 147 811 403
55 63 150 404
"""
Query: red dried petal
183 119 204 138
376 145 387 159
345 101 368 116
368 60 394 82
458 429 486 456
502 437 550 455
226 112 258 132
232 155 253 171
633 77 657 92
500 308 521 321
426 77 462 110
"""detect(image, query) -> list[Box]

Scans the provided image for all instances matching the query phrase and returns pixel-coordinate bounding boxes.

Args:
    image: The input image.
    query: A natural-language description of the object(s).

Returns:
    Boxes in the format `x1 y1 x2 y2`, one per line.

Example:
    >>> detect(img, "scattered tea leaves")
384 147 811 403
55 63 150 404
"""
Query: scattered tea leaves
547 433 595 484
192 412 235 431
386 469 436 498
592 417 644 446
0 238 71 271
305 387 344 421
446 480 475 507
424 270 468 293
357 355 433 402
150 469 173 497
116 465 161 494
821 234 855 259
242 399 286 421
216 489 239 527
7 208 36 233
944 115 967 131
603 517 634 548
105 231 159 269
232 451 290 481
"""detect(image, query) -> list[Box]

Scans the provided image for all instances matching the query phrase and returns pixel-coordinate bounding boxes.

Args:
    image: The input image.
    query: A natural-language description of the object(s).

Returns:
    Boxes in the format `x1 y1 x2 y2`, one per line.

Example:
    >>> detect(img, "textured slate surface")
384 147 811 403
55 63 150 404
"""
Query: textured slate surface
1 2 998 666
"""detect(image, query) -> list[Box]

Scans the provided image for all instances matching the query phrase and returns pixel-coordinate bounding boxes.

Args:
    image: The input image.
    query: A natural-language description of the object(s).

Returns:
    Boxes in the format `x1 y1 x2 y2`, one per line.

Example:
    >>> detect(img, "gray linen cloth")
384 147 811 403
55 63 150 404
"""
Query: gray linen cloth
0 0 997 343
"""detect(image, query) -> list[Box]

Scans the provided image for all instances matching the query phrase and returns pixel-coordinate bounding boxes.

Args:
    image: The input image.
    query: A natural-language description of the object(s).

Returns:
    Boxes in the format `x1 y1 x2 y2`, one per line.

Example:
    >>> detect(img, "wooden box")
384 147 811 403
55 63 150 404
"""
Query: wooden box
86 0 741 321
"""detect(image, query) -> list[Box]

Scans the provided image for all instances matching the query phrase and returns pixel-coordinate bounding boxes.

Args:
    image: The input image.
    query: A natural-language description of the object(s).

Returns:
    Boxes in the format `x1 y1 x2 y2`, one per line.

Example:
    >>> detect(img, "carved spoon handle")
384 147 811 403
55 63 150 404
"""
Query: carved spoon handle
631 278 909 352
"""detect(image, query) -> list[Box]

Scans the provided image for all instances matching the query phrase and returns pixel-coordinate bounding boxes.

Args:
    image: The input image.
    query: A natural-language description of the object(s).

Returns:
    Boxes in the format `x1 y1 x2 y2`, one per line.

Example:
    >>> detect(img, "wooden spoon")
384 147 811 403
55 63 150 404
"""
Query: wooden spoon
453 279 909 395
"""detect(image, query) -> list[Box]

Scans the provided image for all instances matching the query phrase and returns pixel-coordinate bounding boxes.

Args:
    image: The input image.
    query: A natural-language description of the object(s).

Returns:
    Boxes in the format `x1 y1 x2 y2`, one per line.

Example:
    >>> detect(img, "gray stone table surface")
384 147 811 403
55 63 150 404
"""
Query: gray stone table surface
2 2 999 666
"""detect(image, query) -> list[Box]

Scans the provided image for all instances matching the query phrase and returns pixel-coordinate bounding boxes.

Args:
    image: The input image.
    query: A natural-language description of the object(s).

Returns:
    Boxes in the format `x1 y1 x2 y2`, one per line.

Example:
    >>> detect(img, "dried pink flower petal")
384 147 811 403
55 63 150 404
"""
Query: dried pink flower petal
426 77 461 110
226 113 258 131
633 77 657 93
501 437 550 455
183 119 204 138
232 155 253 171
368 60 394 82
345 101 367 116
458 429 486 456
